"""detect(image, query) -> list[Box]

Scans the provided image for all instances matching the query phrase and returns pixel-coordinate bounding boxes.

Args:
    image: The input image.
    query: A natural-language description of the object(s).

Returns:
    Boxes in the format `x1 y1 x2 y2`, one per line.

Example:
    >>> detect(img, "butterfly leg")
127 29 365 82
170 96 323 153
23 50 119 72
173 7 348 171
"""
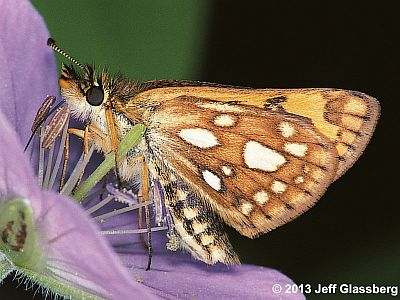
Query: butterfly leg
139 157 153 270
74 126 90 188
128 154 153 270
62 125 106 191
105 108 122 185
67 124 107 147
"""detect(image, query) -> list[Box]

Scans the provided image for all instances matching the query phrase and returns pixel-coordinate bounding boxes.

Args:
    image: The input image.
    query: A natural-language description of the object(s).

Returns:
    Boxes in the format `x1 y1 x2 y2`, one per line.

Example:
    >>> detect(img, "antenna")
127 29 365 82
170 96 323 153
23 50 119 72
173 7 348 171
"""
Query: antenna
47 38 85 70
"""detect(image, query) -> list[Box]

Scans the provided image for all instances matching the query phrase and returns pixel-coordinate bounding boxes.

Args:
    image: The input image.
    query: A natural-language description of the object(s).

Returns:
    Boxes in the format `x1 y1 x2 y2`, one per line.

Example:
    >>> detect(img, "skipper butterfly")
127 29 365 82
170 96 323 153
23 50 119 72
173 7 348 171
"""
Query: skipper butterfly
47 38 379 265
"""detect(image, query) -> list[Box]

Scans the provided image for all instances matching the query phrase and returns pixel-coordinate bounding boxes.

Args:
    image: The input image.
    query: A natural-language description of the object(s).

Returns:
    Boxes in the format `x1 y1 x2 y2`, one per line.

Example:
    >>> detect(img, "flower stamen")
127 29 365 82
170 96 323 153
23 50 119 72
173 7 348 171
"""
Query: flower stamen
37 126 45 187
92 201 153 222
47 119 69 190
101 226 168 235
60 145 94 196
85 194 114 215
42 143 55 189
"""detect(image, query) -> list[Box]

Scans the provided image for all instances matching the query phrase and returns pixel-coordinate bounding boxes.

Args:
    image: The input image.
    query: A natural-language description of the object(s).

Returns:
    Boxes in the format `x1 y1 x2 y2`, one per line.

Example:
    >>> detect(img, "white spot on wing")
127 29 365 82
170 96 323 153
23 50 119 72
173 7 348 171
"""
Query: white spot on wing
214 114 236 127
279 122 295 138
271 181 287 194
183 208 198 220
193 221 208 234
176 189 188 200
210 245 226 263
200 234 214 246
294 176 304 184
179 128 219 148
284 143 308 157
202 170 222 191
244 141 286 172
254 190 269 205
240 202 253 215
222 165 233 176
174 221 207 257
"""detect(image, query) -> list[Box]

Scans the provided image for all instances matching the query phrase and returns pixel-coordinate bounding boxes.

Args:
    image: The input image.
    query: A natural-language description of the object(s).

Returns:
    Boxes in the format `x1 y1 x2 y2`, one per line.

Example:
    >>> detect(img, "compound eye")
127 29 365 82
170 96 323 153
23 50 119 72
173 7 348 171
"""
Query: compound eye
86 86 104 106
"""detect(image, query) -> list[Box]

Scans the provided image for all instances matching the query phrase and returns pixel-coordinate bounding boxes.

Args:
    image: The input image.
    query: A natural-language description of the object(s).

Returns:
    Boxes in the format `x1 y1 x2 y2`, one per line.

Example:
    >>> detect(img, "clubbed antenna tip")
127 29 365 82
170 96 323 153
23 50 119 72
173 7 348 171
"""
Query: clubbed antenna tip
47 37 85 70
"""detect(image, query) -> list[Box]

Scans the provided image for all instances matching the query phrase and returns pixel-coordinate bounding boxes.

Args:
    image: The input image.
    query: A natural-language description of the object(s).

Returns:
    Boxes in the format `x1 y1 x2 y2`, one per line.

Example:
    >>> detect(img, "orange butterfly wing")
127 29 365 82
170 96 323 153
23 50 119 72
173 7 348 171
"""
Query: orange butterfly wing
130 95 338 237
128 83 379 180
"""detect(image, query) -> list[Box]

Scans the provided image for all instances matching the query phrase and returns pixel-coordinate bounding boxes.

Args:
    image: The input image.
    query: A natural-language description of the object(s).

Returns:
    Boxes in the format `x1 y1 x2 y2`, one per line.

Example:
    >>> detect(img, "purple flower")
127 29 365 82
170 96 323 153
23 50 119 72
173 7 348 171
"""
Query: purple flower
103 210 305 300
0 0 305 299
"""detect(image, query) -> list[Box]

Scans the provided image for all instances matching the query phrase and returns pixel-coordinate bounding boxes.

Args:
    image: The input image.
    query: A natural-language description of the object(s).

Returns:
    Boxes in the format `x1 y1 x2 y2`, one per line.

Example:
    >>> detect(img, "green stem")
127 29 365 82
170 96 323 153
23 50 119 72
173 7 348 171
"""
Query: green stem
72 124 146 202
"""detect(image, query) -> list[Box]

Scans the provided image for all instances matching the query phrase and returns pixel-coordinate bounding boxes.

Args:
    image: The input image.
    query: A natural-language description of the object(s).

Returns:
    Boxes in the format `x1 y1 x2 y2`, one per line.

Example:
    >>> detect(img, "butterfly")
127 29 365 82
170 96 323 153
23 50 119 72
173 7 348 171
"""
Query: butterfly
48 38 380 265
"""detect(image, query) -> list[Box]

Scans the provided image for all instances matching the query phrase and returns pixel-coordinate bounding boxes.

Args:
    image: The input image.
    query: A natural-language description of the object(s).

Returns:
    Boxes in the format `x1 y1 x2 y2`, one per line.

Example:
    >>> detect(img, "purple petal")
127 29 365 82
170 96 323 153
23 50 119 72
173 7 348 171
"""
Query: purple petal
0 0 59 143
0 105 41 200
103 208 305 300
0 110 155 298
120 244 305 300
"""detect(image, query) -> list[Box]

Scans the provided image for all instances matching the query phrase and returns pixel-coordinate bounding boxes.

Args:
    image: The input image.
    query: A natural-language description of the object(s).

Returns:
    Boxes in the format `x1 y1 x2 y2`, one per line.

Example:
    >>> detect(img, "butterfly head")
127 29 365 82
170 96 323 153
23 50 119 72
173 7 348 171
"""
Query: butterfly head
59 63 110 122
46 39 110 121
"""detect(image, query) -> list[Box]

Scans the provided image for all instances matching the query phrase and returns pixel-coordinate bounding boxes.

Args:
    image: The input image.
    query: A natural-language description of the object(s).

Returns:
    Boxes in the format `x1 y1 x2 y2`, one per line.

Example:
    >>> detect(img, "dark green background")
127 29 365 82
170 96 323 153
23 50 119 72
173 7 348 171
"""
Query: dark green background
2 1 399 299
31 1 209 81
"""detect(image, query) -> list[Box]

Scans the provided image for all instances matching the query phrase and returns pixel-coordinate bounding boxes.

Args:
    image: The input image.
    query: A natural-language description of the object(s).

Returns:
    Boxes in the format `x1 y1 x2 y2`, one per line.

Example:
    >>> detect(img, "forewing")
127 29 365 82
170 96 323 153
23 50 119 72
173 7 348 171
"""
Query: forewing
132 84 379 179
270 89 379 179
144 96 339 238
